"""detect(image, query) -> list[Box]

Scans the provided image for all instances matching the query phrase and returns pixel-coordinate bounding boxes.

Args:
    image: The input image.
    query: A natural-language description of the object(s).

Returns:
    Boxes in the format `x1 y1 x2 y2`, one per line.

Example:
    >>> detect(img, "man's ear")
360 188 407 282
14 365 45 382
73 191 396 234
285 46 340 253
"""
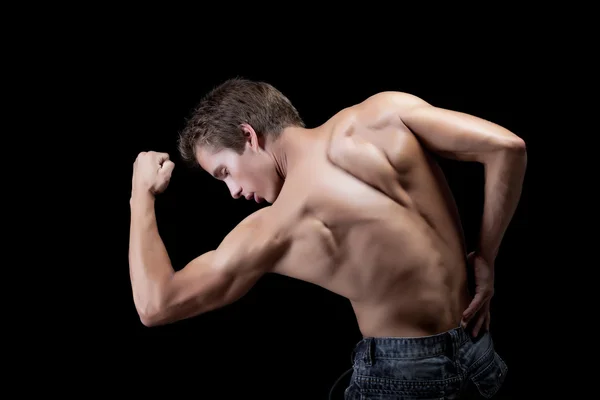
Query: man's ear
240 123 262 152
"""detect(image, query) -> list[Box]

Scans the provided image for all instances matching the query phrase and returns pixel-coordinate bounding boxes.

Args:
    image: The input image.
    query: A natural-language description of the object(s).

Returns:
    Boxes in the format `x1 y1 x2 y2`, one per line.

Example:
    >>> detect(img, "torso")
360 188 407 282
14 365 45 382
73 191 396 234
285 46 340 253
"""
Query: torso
270 102 471 338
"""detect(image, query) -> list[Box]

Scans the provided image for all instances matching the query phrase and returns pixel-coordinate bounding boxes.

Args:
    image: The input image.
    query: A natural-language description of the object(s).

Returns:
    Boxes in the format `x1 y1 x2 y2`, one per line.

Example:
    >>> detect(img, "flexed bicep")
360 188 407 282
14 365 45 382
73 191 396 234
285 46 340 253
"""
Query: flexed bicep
143 208 292 326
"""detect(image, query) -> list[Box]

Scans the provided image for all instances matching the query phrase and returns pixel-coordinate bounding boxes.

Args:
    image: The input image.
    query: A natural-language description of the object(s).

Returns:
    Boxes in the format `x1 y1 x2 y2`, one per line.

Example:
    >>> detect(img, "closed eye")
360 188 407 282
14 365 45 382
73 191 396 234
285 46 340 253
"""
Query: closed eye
212 166 228 180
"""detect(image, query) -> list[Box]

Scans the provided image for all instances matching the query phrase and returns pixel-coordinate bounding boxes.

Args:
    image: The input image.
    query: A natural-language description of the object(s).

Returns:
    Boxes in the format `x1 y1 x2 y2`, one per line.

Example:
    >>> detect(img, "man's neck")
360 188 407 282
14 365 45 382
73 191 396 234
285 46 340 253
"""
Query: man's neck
269 126 309 181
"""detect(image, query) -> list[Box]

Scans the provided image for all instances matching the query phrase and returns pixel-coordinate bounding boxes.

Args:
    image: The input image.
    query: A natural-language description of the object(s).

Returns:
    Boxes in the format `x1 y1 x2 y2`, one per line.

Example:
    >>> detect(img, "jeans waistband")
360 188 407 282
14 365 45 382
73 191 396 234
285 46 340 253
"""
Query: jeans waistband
353 326 470 362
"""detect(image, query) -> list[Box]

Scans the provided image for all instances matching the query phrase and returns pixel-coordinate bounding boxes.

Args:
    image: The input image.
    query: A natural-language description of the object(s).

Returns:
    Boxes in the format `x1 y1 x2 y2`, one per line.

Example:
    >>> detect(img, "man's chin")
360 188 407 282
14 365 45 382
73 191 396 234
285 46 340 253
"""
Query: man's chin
264 187 283 204
264 194 276 204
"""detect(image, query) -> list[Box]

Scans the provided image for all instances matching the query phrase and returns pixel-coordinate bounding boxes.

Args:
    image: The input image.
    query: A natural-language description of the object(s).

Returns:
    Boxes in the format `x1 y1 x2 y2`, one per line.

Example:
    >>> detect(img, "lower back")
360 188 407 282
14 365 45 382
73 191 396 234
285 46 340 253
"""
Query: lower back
331 209 470 338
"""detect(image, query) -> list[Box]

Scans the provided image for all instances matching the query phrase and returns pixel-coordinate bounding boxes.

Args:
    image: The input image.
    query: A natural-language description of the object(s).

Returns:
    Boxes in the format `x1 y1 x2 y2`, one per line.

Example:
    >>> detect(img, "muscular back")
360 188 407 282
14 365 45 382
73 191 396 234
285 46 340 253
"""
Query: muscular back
272 94 471 338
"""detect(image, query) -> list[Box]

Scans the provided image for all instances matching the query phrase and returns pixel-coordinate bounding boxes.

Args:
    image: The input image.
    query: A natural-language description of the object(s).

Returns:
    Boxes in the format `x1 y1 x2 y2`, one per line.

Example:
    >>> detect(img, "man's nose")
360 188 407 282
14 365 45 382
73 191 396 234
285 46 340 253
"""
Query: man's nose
228 183 243 199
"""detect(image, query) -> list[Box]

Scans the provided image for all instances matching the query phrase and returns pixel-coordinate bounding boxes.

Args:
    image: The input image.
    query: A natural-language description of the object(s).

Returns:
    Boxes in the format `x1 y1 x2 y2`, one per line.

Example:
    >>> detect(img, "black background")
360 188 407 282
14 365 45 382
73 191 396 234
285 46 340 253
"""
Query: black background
83 38 537 399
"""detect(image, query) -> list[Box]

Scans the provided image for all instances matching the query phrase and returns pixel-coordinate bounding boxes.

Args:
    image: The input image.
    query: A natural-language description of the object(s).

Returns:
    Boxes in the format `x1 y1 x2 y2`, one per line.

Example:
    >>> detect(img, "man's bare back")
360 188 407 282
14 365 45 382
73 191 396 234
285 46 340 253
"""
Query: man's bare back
268 94 471 338
130 87 525 343
130 82 525 398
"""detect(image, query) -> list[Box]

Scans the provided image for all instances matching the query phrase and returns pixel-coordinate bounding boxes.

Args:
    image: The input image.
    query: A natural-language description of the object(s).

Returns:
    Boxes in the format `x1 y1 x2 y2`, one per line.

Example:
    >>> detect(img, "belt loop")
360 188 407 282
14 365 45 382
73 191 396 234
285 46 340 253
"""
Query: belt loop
445 331 456 361
448 329 464 374
364 338 373 366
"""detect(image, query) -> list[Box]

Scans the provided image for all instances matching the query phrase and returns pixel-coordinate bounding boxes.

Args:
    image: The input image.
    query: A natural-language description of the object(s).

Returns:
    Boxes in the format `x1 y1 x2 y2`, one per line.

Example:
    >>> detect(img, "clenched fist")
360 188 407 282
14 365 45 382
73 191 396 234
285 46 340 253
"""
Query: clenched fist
132 151 175 196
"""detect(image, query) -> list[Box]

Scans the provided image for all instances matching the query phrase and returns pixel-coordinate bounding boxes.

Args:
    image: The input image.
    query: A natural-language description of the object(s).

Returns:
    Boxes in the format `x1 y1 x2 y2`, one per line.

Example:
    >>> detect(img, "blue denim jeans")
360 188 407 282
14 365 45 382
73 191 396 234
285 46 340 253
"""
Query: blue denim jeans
334 327 507 399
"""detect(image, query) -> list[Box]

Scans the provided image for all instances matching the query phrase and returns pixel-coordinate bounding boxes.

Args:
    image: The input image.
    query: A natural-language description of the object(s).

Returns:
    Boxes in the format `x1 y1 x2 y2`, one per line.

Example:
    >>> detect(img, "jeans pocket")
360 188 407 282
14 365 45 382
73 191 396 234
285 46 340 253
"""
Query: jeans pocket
470 352 508 398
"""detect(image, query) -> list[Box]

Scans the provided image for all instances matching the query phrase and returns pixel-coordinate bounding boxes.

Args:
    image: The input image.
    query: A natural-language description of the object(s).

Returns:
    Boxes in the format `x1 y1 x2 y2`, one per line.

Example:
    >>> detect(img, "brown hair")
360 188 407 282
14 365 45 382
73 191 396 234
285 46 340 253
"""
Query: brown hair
178 78 304 165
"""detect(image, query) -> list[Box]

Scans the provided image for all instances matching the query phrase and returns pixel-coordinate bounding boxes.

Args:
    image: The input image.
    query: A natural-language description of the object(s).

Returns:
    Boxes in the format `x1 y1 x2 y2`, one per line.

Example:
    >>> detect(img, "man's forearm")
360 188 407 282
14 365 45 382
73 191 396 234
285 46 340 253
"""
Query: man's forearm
129 191 174 317
478 142 527 263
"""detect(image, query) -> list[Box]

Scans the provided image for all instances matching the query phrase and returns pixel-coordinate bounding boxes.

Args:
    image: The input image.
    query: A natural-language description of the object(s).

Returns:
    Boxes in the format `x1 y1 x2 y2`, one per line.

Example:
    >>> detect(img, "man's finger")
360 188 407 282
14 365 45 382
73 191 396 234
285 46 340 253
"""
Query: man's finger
467 251 476 264
462 293 484 321
472 313 486 337
485 311 491 331
161 160 175 177
155 152 170 164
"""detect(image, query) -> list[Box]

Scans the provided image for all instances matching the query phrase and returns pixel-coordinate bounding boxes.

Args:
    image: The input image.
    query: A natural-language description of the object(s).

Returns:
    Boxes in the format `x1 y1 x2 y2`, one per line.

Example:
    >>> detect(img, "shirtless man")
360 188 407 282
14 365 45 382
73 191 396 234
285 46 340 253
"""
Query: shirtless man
129 78 527 399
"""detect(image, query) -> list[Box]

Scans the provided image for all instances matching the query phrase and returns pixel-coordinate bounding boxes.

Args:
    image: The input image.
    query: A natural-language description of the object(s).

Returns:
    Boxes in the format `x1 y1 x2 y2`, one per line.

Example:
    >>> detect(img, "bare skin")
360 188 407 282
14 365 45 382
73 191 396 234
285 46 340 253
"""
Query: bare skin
129 91 527 339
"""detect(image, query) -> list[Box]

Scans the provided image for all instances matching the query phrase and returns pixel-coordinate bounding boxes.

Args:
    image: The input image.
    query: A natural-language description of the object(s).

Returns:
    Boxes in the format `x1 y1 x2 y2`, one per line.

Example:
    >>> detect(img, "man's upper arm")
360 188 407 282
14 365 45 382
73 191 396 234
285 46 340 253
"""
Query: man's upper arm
379 92 526 162
152 208 290 325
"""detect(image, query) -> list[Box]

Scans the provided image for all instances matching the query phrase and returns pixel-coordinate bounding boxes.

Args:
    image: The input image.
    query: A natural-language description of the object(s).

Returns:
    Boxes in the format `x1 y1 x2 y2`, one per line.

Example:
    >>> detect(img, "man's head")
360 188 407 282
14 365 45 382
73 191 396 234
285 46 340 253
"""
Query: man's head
178 78 304 203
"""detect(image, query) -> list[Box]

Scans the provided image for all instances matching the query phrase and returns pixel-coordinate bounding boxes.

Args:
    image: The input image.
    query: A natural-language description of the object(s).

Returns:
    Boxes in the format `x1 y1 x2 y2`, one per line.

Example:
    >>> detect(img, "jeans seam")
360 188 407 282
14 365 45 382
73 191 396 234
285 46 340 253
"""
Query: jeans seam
466 341 494 375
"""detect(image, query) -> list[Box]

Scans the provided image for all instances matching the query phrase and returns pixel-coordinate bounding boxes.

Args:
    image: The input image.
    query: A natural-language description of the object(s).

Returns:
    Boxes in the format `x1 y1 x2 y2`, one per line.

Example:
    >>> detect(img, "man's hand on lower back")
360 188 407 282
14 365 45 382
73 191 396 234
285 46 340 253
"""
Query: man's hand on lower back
461 252 494 337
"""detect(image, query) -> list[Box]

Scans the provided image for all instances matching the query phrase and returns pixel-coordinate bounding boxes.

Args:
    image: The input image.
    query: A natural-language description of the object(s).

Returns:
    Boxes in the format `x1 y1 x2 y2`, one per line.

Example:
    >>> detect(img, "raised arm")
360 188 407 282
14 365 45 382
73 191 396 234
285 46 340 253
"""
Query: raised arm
328 92 527 263
377 92 526 161
129 151 290 327
385 92 527 262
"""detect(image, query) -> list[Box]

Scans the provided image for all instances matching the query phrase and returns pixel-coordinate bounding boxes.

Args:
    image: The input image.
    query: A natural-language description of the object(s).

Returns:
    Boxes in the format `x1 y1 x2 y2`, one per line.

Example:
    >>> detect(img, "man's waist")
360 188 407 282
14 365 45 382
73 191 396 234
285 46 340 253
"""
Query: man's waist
353 326 469 360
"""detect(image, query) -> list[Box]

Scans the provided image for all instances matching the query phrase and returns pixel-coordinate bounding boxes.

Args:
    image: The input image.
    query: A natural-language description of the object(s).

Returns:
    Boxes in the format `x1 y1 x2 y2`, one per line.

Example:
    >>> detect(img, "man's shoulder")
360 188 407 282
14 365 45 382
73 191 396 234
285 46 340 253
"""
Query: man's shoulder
240 202 301 240
359 92 432 118
236 207 281 233
327 91 425 128
361 91 425 106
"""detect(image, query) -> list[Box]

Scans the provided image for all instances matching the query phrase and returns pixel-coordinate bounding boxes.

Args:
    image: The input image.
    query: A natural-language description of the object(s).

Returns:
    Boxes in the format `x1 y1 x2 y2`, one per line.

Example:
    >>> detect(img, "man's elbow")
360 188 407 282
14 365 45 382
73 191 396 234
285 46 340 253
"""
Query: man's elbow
135 289 170 327
136 302 164 327
136 290 209 327
488 136 527 174
502 136 527 168
139 313 158 327
504 136 527 154
484 135 526 162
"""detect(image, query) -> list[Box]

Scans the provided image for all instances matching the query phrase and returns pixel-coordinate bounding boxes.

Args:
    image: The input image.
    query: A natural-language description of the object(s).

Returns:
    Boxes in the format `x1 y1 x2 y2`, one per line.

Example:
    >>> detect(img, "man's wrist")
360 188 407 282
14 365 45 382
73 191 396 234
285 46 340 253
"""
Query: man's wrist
475 247 496 267
130 189 155 208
